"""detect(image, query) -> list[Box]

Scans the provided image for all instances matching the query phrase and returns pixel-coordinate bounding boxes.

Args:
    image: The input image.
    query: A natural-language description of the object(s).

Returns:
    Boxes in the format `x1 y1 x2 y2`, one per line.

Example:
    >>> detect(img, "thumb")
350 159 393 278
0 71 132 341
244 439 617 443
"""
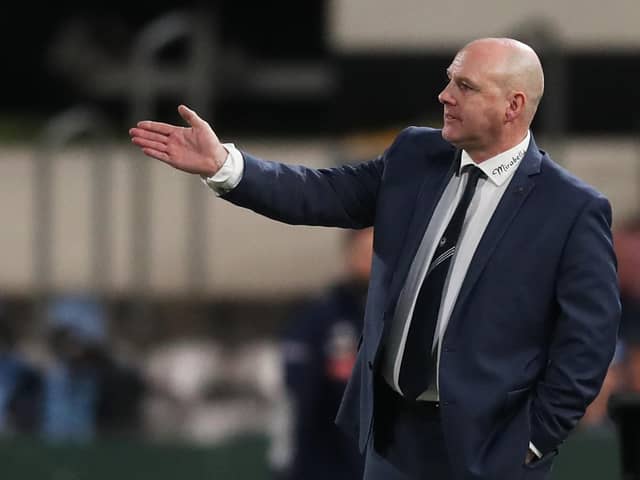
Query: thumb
177 104 204 128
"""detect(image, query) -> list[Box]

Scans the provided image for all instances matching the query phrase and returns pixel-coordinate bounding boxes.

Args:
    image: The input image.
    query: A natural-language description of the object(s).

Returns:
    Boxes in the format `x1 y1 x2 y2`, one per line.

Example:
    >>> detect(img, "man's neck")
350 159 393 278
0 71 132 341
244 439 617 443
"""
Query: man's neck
466 130 529 164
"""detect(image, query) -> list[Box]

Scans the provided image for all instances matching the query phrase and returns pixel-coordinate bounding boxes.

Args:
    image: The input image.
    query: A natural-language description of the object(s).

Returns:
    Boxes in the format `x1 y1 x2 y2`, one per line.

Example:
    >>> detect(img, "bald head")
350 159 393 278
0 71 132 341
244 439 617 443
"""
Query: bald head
439 37 546 160
461 38 545 123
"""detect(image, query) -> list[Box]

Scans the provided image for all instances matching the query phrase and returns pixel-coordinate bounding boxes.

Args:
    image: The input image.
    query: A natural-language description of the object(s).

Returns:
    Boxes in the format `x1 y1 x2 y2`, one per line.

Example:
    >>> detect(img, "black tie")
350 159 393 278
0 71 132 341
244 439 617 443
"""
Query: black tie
398 164 485 400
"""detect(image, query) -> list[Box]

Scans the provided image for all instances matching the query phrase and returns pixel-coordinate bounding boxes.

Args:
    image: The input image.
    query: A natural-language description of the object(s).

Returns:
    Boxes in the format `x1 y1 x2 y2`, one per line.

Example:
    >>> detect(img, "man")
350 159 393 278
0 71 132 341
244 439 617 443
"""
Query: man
130 38 620 479
0 306 41 435
42 296 146 441
275 228 372 480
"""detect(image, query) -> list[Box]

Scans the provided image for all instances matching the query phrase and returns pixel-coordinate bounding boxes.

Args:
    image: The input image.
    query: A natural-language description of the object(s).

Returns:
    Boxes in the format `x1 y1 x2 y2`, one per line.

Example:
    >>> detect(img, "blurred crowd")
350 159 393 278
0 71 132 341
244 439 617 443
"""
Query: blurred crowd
0 295 145 441
581 218 640 431
0 294 281 445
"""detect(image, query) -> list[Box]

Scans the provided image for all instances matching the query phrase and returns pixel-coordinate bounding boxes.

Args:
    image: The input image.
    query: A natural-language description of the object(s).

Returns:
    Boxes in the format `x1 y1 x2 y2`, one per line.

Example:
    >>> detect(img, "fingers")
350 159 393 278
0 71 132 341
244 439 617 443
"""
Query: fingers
177 104 204 128
133 105 204 134
131 135 168 153
141 148 170 163
129 126 170 154
129 127 170 143
130 126 170 161
134 120 176 135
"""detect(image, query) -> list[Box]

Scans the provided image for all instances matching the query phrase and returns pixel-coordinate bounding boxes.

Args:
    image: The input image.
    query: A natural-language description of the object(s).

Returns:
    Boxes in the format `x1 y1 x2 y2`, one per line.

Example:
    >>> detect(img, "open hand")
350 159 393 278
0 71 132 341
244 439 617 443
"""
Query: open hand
129 105 228 176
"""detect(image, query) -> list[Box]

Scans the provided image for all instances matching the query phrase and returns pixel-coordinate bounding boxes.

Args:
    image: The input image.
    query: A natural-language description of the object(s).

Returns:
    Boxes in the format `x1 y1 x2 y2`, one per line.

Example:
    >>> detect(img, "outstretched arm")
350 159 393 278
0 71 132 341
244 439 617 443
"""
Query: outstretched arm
129 105 228 176
130 105 388 229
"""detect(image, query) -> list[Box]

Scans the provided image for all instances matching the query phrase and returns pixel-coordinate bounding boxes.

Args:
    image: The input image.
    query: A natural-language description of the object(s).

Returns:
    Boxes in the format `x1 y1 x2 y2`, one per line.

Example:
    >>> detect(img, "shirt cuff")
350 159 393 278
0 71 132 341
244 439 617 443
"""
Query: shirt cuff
200 143 244 196
528 441 543 459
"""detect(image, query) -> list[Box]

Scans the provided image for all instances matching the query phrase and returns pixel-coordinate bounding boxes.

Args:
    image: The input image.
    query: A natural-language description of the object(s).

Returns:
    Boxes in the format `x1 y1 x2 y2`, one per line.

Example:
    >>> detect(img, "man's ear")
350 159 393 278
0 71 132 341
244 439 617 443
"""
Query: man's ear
505 92 526 122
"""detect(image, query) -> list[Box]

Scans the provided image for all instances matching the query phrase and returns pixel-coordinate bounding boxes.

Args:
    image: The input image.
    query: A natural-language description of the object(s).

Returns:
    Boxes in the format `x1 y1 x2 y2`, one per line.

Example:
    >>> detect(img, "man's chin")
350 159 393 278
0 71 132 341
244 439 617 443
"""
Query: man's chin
441 128 458 145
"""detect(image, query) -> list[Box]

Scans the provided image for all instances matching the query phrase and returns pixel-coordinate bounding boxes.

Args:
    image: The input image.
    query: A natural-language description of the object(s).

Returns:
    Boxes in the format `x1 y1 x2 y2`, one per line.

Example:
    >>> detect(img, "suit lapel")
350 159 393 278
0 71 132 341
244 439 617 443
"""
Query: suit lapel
383 150 459 320
446 138 543 338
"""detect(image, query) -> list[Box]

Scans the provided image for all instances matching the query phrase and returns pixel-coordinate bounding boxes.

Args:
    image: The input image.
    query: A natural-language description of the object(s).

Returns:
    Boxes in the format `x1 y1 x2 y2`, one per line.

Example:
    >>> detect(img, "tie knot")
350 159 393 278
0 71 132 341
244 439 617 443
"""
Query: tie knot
462 164 484 178
462 164 485 192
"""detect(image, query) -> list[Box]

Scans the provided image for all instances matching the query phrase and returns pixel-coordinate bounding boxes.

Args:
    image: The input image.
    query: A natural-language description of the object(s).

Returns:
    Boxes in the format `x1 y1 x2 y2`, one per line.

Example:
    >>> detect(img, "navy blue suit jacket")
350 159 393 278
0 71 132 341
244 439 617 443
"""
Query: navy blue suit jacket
224 127 620 479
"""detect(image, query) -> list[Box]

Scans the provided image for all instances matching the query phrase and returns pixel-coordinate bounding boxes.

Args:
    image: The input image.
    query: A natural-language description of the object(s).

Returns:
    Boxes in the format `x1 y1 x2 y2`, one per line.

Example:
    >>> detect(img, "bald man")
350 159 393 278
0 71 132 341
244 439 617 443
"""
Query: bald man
130 38 619 479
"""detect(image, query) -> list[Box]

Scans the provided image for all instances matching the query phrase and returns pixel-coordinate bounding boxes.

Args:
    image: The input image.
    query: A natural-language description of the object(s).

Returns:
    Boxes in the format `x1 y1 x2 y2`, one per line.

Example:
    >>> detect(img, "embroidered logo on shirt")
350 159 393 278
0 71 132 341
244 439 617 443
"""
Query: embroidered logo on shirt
491 148 526 177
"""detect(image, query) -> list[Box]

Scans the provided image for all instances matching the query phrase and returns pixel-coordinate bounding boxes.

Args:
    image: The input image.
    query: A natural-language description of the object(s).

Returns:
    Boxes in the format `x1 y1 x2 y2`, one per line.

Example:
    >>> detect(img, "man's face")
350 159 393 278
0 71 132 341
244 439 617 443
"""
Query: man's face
438 46 509 155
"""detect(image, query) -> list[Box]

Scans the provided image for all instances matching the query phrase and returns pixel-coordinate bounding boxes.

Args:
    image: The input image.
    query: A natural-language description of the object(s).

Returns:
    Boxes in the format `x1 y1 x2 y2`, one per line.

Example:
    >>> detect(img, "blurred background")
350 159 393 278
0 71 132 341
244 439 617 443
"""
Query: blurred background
0 1 639 479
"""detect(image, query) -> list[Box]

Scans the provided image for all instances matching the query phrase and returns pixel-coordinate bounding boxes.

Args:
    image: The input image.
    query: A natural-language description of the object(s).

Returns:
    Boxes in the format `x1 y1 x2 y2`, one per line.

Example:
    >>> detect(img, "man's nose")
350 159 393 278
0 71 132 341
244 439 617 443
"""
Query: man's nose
438 84 454 105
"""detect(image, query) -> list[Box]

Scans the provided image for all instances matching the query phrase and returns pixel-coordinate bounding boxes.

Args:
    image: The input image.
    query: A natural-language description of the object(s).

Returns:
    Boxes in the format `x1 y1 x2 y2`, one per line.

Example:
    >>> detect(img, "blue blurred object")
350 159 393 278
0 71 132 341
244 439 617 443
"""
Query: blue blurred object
46 295 107 345
41 295 107 440
0 355 25 431
0 305 42 434
42 364 98 441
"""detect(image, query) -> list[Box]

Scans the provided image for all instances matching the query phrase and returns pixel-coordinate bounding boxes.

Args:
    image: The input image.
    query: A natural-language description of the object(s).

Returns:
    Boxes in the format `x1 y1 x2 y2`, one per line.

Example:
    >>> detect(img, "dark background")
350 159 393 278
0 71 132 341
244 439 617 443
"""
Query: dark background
2 1 639 136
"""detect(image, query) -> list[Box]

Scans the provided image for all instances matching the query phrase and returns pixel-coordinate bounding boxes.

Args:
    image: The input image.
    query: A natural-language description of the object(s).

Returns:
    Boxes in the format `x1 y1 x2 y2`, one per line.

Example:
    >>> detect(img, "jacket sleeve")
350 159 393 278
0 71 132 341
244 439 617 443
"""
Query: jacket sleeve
220 137 398 228
530 194 620 454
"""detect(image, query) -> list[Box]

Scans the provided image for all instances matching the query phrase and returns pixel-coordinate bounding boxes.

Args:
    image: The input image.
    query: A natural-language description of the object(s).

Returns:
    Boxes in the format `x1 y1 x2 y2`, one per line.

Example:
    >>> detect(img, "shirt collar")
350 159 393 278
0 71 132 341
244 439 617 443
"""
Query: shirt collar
459 131 531 186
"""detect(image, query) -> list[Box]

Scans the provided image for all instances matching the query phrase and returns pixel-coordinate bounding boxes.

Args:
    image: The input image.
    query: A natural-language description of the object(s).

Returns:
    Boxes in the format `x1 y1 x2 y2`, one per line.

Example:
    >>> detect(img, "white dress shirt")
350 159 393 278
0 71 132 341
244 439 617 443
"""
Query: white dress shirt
381 132 530 400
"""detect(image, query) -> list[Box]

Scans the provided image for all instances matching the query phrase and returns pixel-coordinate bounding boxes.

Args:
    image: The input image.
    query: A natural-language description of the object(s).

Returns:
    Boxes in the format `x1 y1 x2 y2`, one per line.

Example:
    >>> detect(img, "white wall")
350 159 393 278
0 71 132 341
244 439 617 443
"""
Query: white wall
329 0 640 52
0 136 637 296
